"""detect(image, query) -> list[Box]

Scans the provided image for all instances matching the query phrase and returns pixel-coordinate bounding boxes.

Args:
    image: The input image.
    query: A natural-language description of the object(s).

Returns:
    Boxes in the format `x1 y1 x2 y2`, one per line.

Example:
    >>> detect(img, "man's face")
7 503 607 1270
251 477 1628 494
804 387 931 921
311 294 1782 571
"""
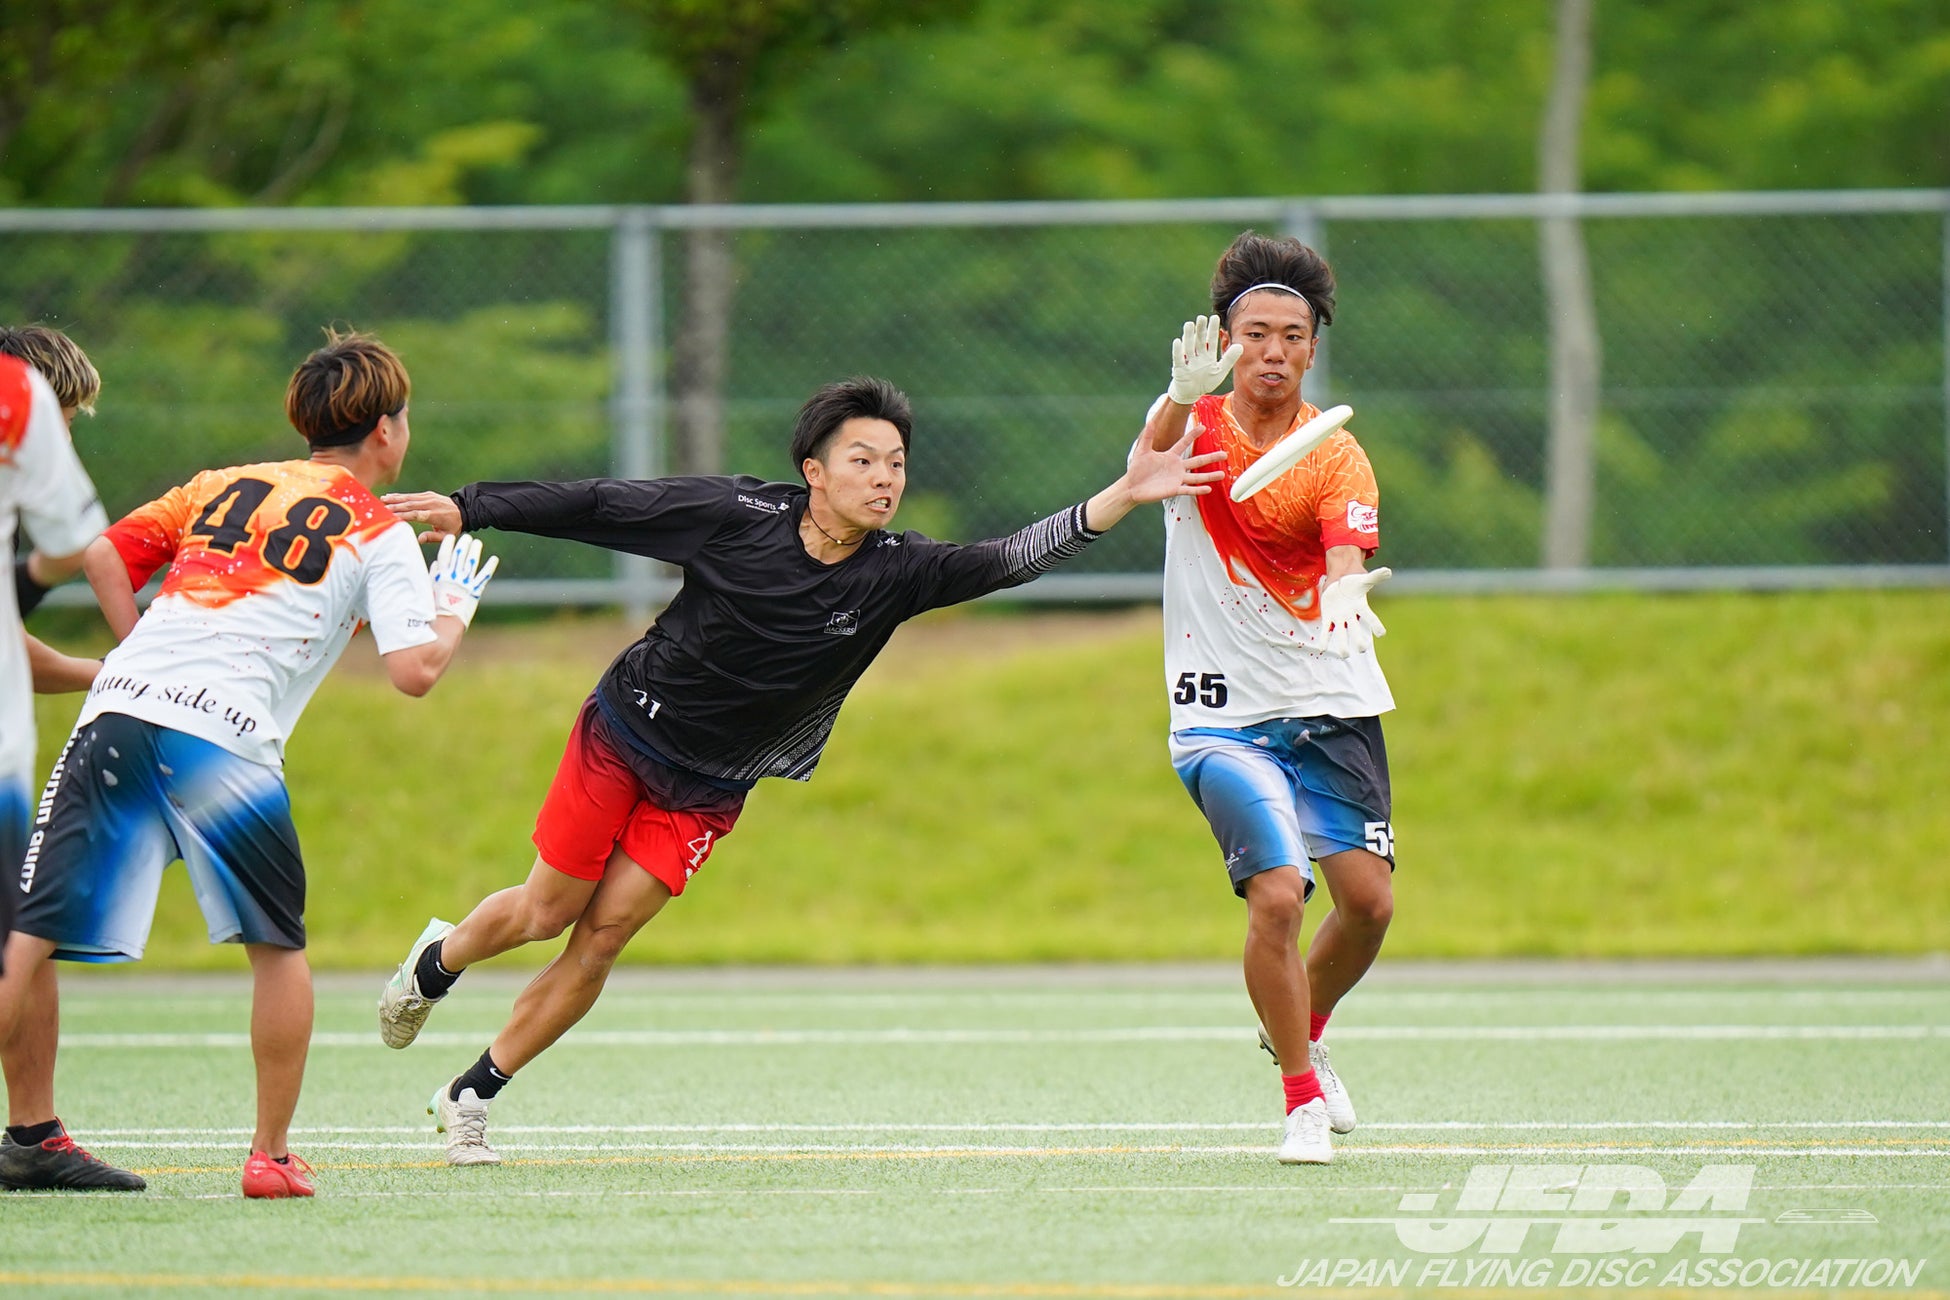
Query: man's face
1222 291 1317 407
804 416 906 531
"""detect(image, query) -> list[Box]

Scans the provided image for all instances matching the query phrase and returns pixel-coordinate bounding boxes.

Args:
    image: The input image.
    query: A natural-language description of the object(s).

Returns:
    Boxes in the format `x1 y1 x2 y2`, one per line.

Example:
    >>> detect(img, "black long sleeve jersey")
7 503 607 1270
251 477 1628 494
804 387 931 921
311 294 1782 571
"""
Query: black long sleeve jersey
454 475 1102 784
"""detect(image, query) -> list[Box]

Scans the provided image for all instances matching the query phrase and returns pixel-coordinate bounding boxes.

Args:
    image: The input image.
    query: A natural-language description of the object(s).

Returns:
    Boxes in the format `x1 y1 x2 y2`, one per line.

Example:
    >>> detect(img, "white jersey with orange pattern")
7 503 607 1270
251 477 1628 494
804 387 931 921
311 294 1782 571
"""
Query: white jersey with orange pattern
0 357 108 779
1162 393 1394 730
77 459 439 767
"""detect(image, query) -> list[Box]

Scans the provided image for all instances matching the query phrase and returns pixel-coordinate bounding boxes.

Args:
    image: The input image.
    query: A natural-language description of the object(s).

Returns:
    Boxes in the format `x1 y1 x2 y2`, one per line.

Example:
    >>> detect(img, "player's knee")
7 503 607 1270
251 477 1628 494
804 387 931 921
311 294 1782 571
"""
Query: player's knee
518 894 582 943
1349 886 1394 933
574 921 633 974
1245 868 1308 932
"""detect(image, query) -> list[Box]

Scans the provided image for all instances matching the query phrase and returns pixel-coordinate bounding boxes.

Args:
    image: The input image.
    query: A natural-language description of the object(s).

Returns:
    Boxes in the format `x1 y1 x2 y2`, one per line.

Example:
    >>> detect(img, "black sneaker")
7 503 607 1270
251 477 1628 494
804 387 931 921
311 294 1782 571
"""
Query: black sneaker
0 1124 147 1191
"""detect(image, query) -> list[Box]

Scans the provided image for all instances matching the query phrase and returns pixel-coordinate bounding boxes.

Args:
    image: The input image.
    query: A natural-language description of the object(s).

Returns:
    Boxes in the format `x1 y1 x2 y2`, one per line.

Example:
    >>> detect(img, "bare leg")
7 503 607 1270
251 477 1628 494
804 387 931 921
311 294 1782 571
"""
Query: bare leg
1241 865 1311 1073
437 856 599 972
1303 848 1395 1019
0 933 59 1126
489 846 671 1075
246 945 312 1157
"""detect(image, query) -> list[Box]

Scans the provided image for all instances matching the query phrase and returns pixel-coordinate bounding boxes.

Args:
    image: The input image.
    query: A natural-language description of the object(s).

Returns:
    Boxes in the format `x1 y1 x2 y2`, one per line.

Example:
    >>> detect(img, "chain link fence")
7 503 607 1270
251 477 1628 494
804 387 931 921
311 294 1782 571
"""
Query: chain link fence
4 192 1946 608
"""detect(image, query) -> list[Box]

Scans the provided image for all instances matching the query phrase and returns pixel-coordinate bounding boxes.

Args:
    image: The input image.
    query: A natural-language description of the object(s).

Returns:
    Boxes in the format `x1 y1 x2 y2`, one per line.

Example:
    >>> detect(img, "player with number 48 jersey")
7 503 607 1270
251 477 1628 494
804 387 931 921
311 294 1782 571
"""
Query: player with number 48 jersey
0 330 498 1200
1144 232 1397 1168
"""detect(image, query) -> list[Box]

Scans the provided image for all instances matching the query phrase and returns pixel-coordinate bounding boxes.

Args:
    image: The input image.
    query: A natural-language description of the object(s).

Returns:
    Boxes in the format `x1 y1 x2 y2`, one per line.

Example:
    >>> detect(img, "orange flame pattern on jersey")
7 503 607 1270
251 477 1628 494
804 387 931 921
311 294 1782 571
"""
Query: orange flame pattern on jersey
107 461 398 609
1190 394 1362 622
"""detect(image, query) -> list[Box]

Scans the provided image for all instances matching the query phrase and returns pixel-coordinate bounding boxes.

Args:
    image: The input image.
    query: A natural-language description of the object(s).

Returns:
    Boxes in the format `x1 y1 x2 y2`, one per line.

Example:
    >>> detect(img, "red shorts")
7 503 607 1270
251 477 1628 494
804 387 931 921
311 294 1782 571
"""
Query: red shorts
532 699 742 895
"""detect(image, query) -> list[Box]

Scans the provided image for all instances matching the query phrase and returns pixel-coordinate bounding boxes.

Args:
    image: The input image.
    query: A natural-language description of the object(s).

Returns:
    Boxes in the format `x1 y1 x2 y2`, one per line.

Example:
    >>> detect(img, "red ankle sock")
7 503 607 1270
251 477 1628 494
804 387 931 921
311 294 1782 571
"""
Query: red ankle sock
1310 1011 1331 1042
1283 1069 1323 1113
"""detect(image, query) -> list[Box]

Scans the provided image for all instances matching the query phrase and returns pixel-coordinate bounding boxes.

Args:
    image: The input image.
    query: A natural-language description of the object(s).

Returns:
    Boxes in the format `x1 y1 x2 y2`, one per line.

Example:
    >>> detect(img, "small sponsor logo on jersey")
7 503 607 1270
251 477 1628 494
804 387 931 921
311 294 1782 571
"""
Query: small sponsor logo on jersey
876 533 901 547
1346 501 1379 533
823 609 860 636
737 493 790 515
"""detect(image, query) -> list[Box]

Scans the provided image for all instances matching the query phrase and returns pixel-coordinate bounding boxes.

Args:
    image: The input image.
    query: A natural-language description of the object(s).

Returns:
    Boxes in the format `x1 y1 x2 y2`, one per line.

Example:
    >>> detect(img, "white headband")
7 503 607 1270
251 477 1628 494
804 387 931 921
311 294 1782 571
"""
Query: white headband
1226 282 1315 324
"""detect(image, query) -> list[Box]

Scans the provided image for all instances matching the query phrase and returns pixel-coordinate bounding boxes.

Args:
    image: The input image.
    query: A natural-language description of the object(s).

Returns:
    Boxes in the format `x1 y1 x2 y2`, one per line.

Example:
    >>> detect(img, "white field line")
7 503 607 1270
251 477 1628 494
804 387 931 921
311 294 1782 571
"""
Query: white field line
79 1139 1950 1157
78 1119 1950 1137
15 1182 1935 1205
54 1023 1950 1048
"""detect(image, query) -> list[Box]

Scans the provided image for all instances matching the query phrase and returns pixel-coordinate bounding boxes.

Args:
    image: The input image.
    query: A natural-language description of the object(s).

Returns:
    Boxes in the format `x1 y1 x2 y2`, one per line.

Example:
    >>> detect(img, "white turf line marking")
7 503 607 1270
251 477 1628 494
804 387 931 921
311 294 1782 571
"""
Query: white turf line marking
83 1140 1950 1157
55 1024 1950 1048
81 1119 1950 1137
45 1182 1948 1204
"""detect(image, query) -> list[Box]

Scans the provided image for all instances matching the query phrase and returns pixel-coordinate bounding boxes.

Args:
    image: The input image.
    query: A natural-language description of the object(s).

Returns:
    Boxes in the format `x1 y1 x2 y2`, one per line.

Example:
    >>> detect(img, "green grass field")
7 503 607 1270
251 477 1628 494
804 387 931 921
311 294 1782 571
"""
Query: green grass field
0 964 1944 1298
26 590 1950 967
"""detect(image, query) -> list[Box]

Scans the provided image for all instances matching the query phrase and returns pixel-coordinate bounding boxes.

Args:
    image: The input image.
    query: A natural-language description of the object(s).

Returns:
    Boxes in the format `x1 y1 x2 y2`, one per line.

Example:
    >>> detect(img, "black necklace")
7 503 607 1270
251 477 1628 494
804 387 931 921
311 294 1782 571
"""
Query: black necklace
806 509 864 548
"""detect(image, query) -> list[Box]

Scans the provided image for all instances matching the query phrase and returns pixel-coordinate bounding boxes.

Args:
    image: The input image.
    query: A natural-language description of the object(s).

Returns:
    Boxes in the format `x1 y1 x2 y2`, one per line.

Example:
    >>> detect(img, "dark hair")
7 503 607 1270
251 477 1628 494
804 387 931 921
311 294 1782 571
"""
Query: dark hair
1211 231 1337 332
789 376 913 478
285 327 411 447
0 325 101 415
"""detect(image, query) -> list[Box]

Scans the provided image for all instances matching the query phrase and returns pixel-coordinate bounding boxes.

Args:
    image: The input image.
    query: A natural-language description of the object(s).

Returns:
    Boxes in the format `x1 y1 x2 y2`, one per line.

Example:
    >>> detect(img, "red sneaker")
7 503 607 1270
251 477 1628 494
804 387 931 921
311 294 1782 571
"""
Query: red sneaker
241 1150 315 1199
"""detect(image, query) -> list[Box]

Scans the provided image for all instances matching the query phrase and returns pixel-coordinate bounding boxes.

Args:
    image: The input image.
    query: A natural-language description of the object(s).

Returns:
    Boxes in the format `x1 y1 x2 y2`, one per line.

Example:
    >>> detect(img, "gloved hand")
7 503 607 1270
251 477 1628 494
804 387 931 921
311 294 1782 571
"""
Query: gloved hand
1319 568 1391 658
428 533 499 628
1168 314 1245 406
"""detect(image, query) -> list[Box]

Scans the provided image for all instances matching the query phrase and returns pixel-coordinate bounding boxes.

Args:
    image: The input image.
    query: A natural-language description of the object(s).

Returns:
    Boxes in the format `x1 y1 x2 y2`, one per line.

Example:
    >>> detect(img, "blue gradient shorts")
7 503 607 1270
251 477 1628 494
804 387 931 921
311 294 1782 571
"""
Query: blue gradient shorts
1170 715 1394 900
15 713 306 962
0 769 29 973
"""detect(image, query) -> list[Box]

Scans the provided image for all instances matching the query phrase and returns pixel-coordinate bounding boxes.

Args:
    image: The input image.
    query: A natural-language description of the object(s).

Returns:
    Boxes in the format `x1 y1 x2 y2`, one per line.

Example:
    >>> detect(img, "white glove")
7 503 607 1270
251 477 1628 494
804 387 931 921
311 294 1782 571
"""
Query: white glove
428 533 499 628
1168 314 1245 406
1319 567 1391 658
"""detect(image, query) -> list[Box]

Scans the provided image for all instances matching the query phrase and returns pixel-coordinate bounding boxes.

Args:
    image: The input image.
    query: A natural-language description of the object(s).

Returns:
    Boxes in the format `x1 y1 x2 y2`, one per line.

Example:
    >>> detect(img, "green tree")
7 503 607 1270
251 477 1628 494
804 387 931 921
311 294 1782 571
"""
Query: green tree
619 0 963 474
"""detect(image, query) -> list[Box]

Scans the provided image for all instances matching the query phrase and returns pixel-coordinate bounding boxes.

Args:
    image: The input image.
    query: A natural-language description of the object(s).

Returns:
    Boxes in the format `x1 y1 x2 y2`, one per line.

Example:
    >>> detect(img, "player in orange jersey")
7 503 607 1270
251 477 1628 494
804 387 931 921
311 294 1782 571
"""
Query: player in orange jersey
0 331 500 1198
1142 232 1395 1166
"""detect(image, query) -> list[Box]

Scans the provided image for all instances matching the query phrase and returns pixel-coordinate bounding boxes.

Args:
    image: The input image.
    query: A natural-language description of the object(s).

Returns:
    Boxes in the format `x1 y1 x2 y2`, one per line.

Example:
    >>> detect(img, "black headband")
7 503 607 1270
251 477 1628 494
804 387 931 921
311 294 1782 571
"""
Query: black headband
309 405 400 449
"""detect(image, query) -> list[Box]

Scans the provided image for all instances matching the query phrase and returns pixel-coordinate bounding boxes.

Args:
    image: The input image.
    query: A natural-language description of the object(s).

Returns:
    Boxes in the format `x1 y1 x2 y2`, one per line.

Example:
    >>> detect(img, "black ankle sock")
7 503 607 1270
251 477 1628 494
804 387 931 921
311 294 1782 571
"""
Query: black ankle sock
7 1119 61 1146
415 938 461 999
451 1049 512 1101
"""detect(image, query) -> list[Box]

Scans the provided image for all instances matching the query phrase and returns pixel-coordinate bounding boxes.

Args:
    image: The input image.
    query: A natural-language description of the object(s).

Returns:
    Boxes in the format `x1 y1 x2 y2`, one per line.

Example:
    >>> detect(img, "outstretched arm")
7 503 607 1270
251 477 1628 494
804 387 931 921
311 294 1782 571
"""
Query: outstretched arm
1083 425 1225 533
384 478 725 565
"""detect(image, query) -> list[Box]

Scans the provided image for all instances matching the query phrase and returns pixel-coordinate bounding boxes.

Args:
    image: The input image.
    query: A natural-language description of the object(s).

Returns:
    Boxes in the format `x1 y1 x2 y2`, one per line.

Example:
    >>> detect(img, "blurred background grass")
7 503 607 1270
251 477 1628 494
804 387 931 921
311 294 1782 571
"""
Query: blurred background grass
32 590 1948 969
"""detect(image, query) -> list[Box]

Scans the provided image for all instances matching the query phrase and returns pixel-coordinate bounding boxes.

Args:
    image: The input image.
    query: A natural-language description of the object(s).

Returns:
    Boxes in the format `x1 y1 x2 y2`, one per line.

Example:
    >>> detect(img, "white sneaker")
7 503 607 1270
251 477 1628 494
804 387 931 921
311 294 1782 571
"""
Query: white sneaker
1277 1098 1334 1165
430 1079 502 1167
1310 1040 1358 1134
378 918 455 1048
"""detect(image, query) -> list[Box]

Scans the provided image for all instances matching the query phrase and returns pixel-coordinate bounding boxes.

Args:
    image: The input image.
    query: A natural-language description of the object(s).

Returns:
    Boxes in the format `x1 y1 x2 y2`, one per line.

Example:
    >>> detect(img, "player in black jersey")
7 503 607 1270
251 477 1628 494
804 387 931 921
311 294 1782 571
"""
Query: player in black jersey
376 376 1223 1165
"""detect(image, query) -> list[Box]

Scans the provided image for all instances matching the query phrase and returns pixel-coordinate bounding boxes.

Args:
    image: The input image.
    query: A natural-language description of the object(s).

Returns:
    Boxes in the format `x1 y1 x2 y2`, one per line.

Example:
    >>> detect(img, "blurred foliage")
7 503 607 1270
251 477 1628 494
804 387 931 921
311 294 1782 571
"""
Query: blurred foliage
3 0 1947 569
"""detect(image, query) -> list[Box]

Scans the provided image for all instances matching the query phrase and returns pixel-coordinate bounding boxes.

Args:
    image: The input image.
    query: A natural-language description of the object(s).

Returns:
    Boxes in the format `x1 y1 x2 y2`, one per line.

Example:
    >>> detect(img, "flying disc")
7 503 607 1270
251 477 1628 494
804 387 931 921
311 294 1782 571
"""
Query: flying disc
1229 404 1354 502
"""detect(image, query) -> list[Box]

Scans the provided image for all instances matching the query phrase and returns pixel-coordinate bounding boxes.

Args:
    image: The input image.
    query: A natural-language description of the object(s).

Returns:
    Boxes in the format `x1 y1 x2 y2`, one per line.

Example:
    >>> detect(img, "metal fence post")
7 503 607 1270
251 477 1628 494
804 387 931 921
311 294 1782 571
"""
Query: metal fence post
1283 202 1329 405
611 205 662 624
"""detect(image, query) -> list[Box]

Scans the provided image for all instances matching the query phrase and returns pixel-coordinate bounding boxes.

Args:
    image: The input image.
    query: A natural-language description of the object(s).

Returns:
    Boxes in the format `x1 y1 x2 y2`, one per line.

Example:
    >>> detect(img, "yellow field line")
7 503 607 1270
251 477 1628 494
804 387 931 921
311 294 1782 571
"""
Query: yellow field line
0 1272 1274 1298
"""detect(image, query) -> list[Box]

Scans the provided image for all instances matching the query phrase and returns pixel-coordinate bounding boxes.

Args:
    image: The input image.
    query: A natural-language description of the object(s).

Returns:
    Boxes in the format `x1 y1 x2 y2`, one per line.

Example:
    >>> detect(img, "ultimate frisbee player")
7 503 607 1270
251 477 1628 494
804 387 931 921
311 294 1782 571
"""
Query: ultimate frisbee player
376 375 1223 1166
1145 232 1395 1165
0 331 499 1197
0 328 109 1190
